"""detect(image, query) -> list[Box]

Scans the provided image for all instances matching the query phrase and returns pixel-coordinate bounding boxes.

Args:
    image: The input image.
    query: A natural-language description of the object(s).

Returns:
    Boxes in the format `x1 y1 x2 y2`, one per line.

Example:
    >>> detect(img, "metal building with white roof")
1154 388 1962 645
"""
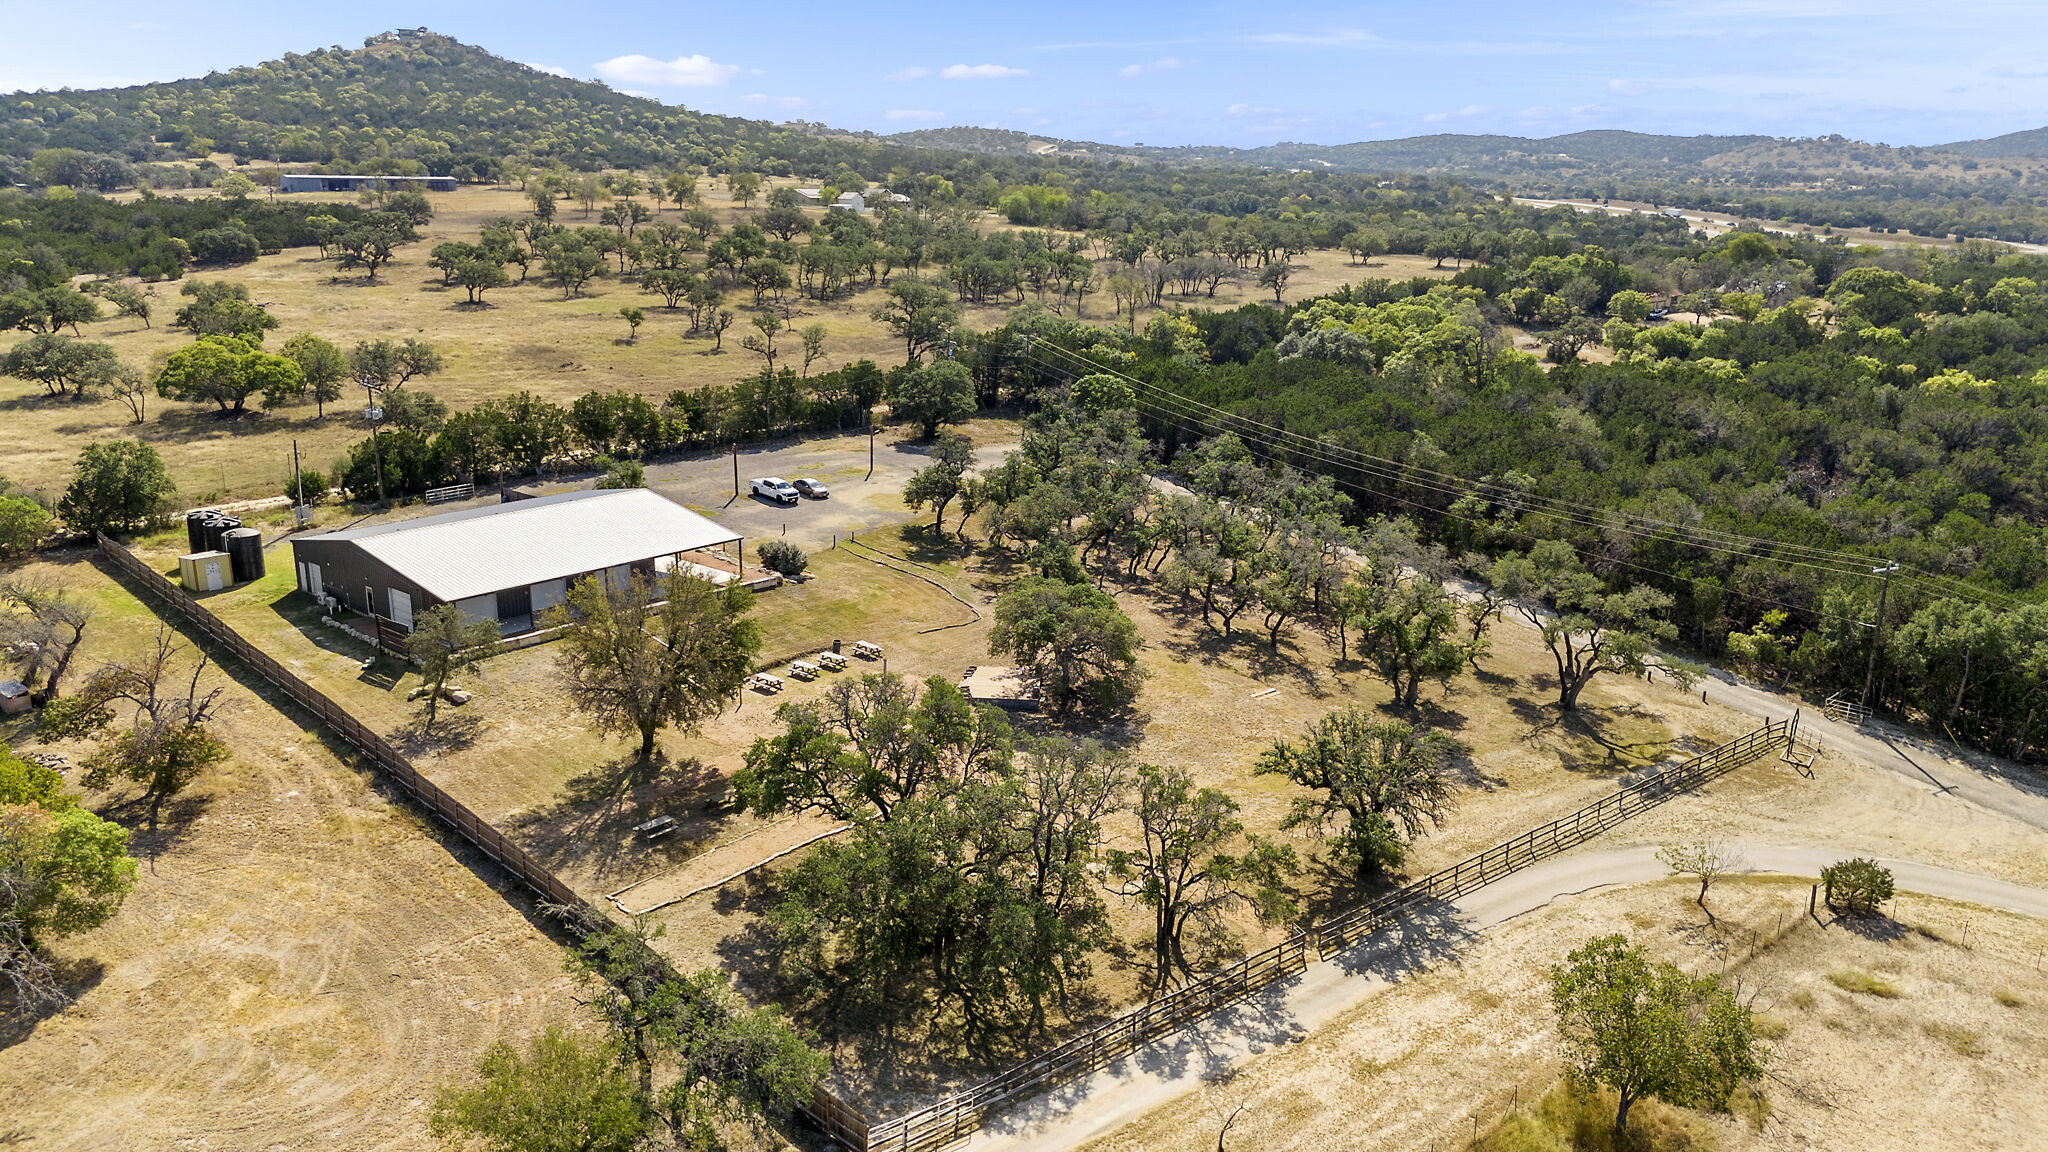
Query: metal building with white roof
289 489 747 637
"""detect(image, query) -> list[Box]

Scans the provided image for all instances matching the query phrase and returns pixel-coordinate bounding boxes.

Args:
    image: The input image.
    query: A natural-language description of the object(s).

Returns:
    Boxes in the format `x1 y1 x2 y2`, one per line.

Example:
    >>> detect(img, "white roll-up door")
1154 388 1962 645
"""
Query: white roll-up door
531 578 568 616
454 595 497 626
388 588 413 628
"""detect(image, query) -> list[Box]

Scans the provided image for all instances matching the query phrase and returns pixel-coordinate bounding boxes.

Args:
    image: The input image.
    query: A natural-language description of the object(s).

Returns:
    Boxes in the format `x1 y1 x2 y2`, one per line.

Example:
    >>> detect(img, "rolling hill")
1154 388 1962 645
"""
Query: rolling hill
1942 126 2048 158
0 30 849 174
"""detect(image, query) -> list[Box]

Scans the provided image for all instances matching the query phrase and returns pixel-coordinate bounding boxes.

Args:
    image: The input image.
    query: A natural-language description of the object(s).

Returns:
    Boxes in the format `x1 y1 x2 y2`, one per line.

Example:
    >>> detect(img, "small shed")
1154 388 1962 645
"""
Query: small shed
0 680 30 715
958 666 1039 712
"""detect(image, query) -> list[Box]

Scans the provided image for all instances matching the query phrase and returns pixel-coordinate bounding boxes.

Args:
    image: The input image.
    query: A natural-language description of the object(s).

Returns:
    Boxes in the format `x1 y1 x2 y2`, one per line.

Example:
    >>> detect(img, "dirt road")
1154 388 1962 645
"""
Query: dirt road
963 842 2048 1151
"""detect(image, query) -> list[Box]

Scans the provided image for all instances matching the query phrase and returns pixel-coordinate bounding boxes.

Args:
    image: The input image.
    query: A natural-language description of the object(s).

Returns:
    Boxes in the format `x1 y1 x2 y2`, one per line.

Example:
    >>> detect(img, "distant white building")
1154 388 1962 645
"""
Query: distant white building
795 188 907 213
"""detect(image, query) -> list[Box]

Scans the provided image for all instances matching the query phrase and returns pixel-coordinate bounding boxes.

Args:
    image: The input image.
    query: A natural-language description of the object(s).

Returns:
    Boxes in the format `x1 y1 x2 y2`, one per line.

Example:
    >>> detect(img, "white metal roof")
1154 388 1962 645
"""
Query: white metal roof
300 489 739 602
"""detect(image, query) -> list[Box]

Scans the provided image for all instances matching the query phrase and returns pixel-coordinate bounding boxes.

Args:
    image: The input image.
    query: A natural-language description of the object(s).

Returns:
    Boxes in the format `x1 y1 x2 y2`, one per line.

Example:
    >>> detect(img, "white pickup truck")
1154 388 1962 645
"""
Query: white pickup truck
750 476 799 504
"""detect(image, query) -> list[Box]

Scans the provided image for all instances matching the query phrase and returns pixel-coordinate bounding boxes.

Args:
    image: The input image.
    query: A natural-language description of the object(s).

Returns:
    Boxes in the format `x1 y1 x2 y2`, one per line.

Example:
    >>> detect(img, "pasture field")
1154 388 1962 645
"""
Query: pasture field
1 176 1451 507
1076 876 2048 1152
0 552 582 1151
143 431 1776 1112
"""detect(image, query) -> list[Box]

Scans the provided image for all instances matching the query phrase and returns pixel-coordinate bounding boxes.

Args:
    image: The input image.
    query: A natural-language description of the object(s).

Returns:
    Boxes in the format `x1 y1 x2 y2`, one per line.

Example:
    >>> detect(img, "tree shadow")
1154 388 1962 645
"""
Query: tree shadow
518 753 725 884
1325 895 1475 980
0 956 105 1053
1834 913 1909 943
1469 665 1518 689
395 709 486 756
98 789 214 862
1147 606 1331 700
894 527 975 567
0 390 94 412
357 657 405 691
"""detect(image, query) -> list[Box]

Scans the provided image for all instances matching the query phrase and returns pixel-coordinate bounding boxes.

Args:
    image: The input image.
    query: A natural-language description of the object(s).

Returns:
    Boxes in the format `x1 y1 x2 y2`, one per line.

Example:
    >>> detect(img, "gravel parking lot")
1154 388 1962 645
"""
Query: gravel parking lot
636 423 1017 550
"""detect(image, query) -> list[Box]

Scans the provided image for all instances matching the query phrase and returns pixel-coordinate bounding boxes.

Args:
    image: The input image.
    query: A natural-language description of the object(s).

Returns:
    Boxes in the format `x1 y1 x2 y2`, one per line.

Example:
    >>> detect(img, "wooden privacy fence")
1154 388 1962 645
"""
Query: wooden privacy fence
99 534 1795 1152
93 536 878 1147
1314 716 1796 955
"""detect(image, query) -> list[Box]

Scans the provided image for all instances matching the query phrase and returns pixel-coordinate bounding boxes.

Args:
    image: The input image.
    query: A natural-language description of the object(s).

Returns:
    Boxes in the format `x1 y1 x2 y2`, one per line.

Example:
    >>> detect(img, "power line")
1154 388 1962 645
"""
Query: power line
1091 372 1879 626
1030 339 1884 575
1023 339 2036 612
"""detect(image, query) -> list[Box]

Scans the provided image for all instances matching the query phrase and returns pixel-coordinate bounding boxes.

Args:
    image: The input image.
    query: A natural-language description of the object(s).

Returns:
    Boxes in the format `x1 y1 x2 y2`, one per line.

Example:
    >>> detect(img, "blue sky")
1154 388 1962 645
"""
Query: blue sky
4 0 2044 147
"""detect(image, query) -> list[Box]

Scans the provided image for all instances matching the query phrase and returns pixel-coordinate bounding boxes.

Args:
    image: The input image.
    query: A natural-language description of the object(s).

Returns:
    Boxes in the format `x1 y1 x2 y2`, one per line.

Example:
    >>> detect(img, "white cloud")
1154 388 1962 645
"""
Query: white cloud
1119 56 1186 77
1608 78 1652 96
1225 103 1282 118
886 66 932 80
523 62 574 78
743 93 806 109
1421 103 1495 122
1242 28 1377 45
940 63 1029 79
593 53 740 88
884 109 944 121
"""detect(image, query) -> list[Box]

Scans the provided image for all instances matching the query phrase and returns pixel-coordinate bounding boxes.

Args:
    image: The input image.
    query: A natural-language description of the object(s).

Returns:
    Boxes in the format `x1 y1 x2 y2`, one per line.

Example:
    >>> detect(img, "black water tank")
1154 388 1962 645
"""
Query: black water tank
221 528 264 583
185 510 217 553
200 515 240 553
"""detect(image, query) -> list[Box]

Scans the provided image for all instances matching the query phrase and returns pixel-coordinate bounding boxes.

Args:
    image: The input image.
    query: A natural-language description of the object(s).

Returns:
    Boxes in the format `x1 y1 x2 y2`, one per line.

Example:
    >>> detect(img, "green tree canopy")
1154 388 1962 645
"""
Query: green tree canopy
546 570 759 762
1549 934 1765 1139
429 1027 648 1152
891 359 976 439
58 440 175 536
0 333 127 399
1255 711 1467 876
989 576 1146 719
155 334 304 414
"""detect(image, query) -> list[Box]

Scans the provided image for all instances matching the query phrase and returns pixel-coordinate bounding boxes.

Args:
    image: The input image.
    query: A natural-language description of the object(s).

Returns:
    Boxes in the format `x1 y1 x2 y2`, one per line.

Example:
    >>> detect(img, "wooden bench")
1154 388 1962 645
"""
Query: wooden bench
632 815 677 841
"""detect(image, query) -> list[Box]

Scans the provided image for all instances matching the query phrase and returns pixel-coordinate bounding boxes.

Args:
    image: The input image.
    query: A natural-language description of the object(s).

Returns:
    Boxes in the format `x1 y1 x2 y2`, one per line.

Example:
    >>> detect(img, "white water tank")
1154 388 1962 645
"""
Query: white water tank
179 551 231 592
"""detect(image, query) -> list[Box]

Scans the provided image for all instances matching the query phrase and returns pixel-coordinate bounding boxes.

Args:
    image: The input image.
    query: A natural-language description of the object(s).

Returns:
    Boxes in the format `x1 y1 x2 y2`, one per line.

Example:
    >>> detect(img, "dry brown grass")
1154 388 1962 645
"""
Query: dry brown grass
0 552 581 1150
1079 879 2048 1152
162 448 1751 1113
2 179 1451 506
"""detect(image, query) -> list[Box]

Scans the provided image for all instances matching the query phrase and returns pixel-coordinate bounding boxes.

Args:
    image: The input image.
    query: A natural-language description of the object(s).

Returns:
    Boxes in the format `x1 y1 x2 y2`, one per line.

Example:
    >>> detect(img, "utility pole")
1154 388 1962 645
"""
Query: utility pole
362 381 387 506
292 440 306 526
1861 561 1900 709
867 408 877 480
730 443 738 497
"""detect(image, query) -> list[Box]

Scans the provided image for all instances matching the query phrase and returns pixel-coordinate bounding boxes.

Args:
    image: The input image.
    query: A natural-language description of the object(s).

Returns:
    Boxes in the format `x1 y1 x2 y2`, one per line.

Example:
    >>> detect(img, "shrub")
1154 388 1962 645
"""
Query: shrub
1821 857 1894 916
756 538 807 578
1826 969 1901 998
284 467 327 506
188 226 260 266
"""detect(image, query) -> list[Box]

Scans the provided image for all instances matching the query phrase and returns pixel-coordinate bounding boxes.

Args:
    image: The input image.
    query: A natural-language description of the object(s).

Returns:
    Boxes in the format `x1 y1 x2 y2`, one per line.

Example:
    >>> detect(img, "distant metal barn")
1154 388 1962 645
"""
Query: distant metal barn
288 489 750 637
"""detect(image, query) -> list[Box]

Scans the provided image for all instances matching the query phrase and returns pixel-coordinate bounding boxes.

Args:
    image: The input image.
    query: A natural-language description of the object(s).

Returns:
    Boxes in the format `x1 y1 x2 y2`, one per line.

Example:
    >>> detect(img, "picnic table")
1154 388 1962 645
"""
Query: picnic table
632 815 677 841
748 673 785 693
816 651 848 671
787 660 821 680
852 641 884 660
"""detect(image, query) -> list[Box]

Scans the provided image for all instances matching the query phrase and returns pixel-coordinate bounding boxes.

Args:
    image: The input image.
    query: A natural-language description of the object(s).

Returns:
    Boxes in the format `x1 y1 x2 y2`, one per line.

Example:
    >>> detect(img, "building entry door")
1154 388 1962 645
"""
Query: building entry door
496 586 532 633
